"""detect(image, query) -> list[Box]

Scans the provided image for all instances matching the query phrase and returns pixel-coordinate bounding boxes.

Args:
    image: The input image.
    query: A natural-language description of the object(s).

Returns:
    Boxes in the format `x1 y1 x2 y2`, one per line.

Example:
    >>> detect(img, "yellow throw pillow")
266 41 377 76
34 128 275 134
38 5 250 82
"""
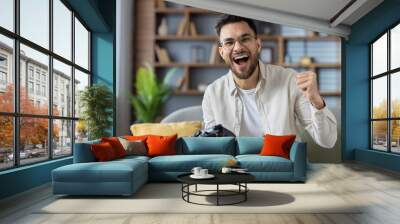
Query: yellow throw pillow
130 121 202 137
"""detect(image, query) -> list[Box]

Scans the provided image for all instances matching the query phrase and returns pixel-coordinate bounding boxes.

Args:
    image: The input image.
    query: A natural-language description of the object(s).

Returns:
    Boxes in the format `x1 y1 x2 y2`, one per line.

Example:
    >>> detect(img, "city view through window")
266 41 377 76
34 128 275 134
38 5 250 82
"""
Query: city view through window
0 0 91 170
371 23 400 153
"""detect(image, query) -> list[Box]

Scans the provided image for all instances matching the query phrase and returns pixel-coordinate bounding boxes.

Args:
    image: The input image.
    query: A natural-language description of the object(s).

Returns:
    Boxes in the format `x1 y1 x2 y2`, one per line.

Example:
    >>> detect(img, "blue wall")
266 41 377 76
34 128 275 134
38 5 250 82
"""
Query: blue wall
343 0 400 170
0 0 116 200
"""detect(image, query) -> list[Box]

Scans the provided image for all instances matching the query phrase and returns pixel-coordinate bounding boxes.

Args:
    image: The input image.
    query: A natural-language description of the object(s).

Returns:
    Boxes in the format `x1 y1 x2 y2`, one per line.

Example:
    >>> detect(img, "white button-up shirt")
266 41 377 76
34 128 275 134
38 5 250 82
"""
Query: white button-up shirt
201 60 337 148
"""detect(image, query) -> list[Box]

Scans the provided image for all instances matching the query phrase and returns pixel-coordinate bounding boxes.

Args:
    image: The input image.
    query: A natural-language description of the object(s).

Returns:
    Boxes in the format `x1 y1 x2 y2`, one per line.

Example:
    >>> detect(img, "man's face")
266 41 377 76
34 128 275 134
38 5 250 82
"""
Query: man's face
218 21 261 80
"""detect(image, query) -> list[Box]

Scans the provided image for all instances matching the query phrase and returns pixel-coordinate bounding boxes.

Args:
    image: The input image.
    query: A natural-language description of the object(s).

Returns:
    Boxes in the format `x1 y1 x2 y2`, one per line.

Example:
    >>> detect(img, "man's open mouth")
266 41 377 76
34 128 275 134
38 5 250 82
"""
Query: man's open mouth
232 54 249 65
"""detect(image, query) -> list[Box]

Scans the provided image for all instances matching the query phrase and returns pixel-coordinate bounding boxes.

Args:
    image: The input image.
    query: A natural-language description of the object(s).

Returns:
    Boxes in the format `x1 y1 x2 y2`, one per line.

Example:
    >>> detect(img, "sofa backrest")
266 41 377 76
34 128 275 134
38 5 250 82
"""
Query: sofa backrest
235 137 263 155
177 137 236 155
73 139 100 163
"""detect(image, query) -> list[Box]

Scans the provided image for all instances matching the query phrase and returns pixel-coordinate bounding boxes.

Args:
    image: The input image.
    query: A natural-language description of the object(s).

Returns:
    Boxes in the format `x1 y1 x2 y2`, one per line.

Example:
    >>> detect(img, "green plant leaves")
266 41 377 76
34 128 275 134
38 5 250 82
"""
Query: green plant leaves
79 84 113 140
131 64 174 123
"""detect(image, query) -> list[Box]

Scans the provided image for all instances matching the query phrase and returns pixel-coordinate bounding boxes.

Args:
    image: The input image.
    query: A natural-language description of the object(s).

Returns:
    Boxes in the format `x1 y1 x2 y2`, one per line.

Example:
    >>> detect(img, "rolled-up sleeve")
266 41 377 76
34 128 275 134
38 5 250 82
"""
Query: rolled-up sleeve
202 87 216 129
294 91 338 148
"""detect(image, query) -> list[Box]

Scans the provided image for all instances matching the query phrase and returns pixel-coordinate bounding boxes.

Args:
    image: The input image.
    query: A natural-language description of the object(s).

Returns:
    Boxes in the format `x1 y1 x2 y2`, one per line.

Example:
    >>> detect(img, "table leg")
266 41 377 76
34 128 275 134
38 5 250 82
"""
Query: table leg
217 184 219 206
195 184 197 192
245 183 247 201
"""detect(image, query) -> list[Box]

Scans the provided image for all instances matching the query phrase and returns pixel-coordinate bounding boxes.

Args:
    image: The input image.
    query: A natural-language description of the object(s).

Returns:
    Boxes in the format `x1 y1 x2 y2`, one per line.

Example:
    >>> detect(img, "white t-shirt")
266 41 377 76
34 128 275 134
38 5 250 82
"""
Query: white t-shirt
237 87 265 137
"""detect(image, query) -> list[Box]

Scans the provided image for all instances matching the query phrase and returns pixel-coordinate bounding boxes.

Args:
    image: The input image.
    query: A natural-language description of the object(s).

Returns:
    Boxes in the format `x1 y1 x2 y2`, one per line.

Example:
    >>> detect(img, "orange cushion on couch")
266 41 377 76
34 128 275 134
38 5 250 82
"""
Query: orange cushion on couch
123 135 148 142
91 142 118 161
146 134 177 157
101 137 127 158
259 134 296 159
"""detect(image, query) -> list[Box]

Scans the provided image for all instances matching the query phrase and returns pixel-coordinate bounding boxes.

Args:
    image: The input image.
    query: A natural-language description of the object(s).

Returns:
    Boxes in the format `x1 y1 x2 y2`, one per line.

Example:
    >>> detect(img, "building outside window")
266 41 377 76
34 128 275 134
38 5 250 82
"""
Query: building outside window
370 23 400 154
0 0 91 170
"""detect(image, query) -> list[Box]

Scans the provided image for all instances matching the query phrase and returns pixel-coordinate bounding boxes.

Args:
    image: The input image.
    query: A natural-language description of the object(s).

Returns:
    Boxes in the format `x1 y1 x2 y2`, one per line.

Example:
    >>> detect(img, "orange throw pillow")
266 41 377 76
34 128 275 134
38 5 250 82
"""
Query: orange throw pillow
91 142 117 161
101 137 127 158
146 134 177 157
260 134 296 159
124 135 148 142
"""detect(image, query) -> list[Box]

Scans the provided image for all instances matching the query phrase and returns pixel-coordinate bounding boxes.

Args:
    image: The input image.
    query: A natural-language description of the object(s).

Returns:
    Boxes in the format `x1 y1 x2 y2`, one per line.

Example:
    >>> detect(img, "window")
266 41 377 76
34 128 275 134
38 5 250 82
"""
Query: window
371 23 400 154
0 71 6 85
0 0 14 32
0 0 91 170
0 54 7 67
28 81 34 94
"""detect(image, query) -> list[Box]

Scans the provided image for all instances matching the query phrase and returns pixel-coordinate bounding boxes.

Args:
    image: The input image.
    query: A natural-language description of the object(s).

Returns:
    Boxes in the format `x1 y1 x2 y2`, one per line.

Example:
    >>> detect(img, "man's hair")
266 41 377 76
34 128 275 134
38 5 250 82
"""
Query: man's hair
215 15 258 37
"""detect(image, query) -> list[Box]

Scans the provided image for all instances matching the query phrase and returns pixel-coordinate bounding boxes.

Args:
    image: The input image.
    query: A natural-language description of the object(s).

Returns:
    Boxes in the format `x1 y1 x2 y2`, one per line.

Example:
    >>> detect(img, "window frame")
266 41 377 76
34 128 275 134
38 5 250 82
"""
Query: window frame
0 0 92 171
370 20 400 154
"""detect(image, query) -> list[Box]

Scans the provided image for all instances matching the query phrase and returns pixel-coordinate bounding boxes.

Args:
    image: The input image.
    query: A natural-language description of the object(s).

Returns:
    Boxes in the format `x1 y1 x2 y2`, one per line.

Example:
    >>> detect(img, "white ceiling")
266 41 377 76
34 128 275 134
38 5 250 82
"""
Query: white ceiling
167 0 384 38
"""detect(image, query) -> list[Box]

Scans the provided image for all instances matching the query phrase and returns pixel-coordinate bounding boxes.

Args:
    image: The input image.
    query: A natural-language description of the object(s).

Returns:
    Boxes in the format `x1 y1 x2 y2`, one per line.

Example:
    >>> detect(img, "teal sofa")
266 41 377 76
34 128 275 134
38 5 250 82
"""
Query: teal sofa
52 137 306 196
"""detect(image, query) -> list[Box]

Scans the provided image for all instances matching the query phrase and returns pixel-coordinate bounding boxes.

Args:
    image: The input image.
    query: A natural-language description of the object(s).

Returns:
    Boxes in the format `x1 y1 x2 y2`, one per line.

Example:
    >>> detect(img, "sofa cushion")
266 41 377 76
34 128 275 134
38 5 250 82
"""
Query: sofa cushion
147 134 177 157
236 155 293 172
236 137 263 155
90 142 118 161
101 137 127 158
130 121 202 137
148 154 235 172
260 134 296 159
118 138 147 156
178 137 236 155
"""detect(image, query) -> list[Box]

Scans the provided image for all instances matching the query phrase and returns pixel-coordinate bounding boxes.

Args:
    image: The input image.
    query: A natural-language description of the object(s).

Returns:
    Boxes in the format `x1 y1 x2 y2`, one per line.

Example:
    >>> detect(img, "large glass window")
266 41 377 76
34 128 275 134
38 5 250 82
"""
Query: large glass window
74 18 89 70
0 0 14 31
20 0 49 49
53 0 72 60
0 0 91 169
370 22 400 154
0 35 14 113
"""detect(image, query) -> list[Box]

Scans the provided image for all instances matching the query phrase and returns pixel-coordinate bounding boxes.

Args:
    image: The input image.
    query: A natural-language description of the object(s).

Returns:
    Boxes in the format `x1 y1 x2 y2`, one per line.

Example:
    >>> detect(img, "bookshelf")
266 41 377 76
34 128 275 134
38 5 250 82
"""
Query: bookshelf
144 0 342 113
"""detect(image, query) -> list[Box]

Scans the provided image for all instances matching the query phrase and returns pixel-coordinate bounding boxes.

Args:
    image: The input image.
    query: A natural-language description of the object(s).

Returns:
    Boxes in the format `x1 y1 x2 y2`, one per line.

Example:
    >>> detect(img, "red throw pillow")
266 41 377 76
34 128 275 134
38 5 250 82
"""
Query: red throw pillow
101 137 127 158
260 134 296 159
91 142 117 161
146 134 177 157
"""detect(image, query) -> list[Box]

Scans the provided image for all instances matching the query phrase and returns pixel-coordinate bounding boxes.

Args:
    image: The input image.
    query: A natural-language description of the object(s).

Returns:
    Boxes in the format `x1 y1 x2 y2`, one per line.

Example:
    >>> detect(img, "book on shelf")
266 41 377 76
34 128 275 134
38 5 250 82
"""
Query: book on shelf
209 43 223 64
176 15 189 36
156 0 166 8
189 22 198 36
155 45 171 63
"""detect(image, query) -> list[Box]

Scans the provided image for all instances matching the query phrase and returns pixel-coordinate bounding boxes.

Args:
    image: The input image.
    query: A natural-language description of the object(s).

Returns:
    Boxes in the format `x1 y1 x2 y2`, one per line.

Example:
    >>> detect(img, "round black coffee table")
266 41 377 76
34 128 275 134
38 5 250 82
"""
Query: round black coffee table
177 173 255 206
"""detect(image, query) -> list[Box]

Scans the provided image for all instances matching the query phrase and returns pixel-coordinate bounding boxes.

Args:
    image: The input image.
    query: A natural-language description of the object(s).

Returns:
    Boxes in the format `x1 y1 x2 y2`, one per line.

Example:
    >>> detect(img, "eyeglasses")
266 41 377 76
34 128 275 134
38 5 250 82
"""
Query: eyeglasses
219 35 256 50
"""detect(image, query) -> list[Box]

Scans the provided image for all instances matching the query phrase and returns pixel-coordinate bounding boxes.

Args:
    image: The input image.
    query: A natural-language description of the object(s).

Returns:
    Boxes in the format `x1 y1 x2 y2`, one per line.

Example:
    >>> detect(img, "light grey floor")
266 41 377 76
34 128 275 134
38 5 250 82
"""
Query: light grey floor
1 162 400 224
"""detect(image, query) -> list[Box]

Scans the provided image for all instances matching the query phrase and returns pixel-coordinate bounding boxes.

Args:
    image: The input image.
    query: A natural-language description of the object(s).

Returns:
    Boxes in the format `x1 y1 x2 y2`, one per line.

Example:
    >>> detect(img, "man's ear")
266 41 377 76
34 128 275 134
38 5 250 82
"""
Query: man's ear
218 46 224 59
256 38 262 54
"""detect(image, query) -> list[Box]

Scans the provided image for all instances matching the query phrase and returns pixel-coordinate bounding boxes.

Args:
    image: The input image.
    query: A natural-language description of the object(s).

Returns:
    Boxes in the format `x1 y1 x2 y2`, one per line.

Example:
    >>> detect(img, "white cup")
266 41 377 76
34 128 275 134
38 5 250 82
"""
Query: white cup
191 167 202 176
221 167 232 174
200 169 208 176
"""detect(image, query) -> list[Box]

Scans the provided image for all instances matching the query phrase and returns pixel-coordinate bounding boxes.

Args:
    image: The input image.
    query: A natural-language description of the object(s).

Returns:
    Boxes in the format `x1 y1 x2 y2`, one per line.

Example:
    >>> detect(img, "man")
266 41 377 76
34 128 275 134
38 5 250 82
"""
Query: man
202 15 337 148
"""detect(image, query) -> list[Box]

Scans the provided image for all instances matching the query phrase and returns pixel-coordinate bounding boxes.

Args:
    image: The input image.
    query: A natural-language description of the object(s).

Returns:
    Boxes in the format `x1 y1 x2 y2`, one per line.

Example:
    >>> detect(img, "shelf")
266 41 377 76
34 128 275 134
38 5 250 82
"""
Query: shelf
173 90 341 96
320 92 341 96
281 63 341 68
155 7 215 14
155 63 228 68
156 35 281 41
155 35 338 42
173 90 204 95
283 36 341 41
156 35 218 41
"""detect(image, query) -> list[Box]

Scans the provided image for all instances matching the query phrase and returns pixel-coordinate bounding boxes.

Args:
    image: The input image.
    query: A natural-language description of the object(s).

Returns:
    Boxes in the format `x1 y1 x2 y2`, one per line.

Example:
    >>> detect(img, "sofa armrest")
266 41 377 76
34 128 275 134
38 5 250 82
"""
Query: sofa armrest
73 140 100 163
289 141 307 181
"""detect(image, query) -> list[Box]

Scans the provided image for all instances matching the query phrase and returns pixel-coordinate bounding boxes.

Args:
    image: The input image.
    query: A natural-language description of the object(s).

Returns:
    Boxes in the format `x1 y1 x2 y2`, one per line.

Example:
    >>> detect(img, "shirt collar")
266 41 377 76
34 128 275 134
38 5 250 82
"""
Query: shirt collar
228 60 267 96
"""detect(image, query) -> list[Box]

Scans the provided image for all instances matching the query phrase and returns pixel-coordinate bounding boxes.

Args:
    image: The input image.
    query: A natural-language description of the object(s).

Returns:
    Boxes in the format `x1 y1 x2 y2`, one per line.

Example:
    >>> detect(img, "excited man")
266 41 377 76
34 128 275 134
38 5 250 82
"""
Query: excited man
202 15 337 148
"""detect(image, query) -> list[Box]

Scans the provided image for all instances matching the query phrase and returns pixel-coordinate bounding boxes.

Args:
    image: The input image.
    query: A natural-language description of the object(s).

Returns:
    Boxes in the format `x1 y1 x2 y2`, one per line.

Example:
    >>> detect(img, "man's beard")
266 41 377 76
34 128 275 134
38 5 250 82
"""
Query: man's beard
229 51 259 80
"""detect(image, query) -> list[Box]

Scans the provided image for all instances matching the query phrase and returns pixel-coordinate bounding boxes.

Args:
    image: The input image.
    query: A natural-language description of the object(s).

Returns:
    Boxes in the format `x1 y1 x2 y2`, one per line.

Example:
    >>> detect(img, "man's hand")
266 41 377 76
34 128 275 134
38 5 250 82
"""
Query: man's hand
296 71 325 110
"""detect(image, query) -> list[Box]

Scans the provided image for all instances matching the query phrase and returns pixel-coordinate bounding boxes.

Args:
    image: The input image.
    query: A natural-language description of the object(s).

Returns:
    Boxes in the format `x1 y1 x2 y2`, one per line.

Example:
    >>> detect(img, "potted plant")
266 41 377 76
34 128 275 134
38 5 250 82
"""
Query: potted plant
79 84 113 140
130 64 176 123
